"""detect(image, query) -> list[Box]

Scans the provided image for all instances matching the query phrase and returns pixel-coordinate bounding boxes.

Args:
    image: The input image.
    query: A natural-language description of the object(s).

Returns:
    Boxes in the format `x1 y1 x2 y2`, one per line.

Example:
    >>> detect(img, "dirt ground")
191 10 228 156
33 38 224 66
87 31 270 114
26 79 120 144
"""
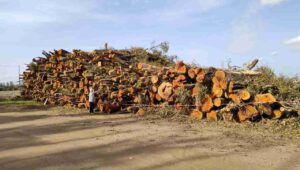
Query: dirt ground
0 91 20 100
0 92 299 170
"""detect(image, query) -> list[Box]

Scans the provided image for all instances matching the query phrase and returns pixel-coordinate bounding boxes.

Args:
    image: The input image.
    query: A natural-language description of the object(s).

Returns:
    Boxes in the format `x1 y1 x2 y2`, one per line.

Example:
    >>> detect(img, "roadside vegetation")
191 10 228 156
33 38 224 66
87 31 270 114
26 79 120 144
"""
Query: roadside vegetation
0 98 41 106
247 66 299 112
0 81 21 91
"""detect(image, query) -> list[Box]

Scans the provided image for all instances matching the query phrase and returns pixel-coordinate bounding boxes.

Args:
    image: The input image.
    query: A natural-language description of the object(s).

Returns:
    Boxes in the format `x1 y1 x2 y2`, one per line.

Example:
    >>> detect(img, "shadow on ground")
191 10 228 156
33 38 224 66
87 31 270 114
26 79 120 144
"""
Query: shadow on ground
0 104 298 170
0 105 49 113
0 116 139 152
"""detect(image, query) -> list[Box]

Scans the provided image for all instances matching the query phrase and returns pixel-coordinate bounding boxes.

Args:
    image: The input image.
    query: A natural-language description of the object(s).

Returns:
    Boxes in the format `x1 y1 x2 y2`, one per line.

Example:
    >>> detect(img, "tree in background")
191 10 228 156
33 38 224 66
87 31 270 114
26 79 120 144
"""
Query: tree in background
0 81 20 91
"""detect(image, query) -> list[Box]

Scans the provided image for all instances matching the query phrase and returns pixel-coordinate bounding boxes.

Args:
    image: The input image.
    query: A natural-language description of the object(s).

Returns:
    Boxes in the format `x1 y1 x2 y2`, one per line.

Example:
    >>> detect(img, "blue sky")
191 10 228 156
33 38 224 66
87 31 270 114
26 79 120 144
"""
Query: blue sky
0 0 299 83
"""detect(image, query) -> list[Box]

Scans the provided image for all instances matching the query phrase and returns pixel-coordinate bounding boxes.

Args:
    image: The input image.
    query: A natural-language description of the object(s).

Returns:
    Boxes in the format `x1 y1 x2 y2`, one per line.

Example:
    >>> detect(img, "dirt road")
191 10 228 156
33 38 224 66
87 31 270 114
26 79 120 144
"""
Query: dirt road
0 91 20 100
0 102 299 169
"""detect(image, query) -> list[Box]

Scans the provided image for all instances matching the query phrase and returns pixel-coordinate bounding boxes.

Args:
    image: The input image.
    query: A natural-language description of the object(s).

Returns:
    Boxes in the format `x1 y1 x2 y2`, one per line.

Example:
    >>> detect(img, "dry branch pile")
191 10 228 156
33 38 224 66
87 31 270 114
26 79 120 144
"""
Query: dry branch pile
22 48 298 123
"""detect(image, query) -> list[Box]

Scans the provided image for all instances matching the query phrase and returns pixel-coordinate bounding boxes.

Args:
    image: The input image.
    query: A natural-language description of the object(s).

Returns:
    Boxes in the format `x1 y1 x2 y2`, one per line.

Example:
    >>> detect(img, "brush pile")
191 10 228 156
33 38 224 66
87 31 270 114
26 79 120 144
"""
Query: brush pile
22 47 298 122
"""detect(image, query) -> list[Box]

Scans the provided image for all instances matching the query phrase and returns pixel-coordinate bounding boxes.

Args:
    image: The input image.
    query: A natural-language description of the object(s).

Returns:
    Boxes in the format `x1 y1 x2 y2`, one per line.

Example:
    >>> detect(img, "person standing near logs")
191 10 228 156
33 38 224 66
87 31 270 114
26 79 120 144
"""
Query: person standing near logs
89 87 95 114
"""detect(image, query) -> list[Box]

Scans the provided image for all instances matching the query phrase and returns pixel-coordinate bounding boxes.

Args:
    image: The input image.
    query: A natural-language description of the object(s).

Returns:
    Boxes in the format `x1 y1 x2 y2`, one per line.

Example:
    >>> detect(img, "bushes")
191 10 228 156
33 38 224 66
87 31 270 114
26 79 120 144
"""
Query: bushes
130 41 177 67
252 66 300 101
0 82 20 91
175 88 193 106
233 66 299 102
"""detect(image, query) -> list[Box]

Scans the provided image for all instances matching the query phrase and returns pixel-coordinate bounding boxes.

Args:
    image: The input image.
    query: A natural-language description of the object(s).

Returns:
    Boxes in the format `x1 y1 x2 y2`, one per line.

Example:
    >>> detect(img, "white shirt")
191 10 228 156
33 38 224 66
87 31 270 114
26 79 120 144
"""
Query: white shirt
89 90 95 102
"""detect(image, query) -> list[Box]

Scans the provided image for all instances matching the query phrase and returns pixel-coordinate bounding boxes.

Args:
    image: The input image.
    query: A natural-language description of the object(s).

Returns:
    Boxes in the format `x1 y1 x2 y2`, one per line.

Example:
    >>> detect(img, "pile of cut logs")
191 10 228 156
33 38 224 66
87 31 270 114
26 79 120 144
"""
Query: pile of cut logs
22 48 298 122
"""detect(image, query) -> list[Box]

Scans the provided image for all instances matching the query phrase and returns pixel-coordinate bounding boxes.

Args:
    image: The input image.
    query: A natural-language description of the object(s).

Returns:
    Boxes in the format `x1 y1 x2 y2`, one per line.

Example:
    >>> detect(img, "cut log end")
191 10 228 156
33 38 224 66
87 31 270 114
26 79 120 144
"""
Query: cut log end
190 109 203 120
229 93 241 104
273 110 282 119
201 95 213 112
212 85 223 98
151 76 159 84
188 68 196 79
207 110 218 121
158 82 173 101
213 98 222 107
255 93 276 103
238 90 251 101
175 61 187 74
237 105 259 122
136 108 145 116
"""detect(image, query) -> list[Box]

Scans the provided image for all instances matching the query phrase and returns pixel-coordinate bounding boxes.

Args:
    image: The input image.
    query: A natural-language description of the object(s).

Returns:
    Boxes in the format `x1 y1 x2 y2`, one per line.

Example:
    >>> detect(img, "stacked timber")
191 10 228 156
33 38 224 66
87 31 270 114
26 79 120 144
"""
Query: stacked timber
137 61 298 122
22 48 298 122
22 48 159 113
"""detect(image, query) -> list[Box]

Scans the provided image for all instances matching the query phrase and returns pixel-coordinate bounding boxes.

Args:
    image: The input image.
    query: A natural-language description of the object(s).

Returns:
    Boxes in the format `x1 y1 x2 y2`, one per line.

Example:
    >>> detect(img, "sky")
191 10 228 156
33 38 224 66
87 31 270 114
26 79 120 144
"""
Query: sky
0 0 299 83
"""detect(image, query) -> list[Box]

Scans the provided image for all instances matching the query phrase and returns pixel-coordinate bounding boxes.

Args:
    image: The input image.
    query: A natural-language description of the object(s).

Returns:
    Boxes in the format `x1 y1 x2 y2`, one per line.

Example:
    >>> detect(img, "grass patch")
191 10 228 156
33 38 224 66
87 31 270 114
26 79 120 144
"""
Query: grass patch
141 106 300 142
141 106 190 123
0 99 41 106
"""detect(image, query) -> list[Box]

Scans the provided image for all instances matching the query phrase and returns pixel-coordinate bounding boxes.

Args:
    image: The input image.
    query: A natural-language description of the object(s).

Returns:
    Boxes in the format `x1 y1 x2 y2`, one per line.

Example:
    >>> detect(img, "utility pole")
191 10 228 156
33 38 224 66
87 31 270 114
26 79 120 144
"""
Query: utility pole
18 65 20 86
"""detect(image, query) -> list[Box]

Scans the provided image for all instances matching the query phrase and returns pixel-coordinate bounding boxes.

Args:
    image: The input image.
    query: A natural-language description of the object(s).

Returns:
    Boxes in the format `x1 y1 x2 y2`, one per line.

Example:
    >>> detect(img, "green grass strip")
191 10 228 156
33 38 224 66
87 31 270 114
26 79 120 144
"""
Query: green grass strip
0 99 41 106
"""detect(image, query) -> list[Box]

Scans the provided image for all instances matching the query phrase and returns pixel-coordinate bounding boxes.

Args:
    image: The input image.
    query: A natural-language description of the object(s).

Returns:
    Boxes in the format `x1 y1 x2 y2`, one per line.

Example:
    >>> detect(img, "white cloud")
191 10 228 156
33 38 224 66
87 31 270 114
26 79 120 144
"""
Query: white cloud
0 0 99 24
92 0 226 25
0 0 227 27
229 22 257 54
260 0 286 6
271 51 278 56
229 0 288 54
284 35 300 46
0 12 54 23
229 0 287 54
228 1 262 54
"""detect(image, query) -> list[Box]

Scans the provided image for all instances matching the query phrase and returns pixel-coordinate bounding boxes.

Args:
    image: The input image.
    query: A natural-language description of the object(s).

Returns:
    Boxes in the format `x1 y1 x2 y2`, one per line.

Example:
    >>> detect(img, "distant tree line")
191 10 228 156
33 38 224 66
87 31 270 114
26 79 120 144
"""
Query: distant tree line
0 81 20 91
